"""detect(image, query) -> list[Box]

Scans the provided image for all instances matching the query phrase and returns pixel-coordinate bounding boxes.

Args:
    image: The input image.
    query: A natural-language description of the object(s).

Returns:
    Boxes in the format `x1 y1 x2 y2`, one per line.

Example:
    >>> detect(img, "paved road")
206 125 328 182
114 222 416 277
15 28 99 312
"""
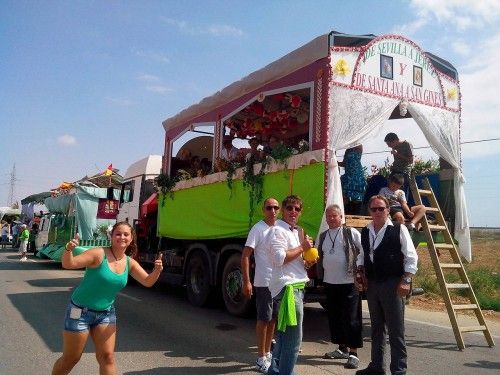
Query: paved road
0 248 498 374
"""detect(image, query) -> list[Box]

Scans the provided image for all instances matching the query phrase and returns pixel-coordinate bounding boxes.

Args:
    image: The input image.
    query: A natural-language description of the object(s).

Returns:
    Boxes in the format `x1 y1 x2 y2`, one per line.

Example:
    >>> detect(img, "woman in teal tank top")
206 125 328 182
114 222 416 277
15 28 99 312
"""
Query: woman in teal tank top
52 221 164 375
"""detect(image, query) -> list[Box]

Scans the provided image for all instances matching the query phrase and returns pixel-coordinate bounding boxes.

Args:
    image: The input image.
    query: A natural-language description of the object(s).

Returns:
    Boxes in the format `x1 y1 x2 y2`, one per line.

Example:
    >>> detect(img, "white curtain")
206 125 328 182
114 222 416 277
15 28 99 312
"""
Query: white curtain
318 85 398 237
322 84 471 262
408 102 471 262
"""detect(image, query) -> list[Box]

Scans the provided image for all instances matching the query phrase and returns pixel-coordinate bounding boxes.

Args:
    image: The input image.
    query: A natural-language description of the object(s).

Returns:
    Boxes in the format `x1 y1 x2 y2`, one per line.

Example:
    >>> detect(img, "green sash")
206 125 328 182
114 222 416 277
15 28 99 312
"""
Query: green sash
277 282 306 332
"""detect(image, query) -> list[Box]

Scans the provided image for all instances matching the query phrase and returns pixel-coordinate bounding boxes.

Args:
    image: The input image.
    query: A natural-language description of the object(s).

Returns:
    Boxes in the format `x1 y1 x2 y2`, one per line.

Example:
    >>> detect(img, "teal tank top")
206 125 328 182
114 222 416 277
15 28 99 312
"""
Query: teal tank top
71 252 129 311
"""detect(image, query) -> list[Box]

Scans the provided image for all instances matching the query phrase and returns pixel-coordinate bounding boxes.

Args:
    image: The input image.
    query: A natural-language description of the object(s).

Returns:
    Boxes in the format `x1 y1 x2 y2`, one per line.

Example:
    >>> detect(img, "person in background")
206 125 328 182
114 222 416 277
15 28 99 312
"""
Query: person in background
19 224 30 261
263 135 280 155
267 195 315 375
221 135 240 161
339 145 366 215
317 204 363 369
52 221 163 375
29 219 39 255
384 133 413 196
379 174 426 231
11 222 19 248
1 222 10 249
241 197 282 374
355 195 417 375
246 137 265 162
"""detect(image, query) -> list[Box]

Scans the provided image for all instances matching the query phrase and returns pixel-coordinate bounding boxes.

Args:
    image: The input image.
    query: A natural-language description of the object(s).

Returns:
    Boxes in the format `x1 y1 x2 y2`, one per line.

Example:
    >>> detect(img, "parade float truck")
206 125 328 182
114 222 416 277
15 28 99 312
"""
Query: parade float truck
37 173 122 261
127 31 470 317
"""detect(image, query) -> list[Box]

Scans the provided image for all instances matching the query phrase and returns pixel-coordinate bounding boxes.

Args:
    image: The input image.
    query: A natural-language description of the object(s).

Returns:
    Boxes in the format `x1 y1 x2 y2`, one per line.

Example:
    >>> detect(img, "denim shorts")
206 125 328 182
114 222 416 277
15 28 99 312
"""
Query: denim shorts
63 301 116 332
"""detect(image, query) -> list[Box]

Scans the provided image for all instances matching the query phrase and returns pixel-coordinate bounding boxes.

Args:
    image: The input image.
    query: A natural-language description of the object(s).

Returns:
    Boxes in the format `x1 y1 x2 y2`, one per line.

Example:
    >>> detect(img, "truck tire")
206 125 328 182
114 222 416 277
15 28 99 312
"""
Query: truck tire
186 252 211 307
222 253 253 317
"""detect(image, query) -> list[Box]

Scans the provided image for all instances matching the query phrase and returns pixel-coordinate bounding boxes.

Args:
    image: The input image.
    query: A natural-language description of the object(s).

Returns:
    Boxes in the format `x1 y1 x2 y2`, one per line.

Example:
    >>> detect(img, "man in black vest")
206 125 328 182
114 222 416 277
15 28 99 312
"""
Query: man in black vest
355 195 418 375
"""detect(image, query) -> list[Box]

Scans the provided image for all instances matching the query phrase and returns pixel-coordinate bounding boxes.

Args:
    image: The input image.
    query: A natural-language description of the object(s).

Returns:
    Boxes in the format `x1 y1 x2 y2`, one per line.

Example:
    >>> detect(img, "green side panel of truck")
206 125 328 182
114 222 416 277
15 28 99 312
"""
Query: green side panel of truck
158 162 325 239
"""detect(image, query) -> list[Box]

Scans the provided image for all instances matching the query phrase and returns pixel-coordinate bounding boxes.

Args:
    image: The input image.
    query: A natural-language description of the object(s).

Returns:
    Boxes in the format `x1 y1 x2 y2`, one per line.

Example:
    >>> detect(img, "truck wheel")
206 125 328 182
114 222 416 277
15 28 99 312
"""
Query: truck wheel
222 253 253 317
186 252 211 307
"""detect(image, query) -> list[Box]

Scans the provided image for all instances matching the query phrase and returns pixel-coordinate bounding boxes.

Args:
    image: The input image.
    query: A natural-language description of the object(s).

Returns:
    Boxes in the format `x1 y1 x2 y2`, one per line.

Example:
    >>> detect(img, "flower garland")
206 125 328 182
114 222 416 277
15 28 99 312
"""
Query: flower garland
154 173 179 205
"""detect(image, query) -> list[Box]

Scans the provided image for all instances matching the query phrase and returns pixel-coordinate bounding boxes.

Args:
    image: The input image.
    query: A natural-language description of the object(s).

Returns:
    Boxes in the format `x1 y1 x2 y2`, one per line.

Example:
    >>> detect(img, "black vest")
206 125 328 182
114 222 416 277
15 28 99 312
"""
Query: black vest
361 224 404 281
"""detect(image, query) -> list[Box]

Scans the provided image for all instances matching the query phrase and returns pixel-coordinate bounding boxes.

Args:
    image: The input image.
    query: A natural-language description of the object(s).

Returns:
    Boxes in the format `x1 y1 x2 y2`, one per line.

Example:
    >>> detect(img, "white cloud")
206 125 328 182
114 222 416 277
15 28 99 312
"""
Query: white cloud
105 97 136 106
457 33 500 158
207 24 244 37
57 134 77 146
161 17 244 37
395 0 500 35
146 85 173 94
451 40 471 56
135 50 170 63
137 73 160 82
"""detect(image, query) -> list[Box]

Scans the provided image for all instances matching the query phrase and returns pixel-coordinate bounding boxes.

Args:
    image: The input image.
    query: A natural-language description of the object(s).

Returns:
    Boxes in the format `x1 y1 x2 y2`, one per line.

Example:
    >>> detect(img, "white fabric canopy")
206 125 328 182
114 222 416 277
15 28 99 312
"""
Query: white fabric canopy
321 84 471 262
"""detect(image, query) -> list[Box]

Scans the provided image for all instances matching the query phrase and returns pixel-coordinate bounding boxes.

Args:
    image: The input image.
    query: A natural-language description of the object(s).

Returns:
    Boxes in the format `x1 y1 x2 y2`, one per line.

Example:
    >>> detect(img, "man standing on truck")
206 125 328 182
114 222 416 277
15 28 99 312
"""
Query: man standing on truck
384 132 414 196
268 195 314 375
242 197 282 373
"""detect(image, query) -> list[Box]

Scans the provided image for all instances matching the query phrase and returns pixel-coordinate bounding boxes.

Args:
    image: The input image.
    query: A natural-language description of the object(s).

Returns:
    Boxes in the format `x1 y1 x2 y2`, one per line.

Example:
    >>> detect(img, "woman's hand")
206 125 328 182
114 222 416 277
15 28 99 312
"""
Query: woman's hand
153 253 164 273
65 233 80 252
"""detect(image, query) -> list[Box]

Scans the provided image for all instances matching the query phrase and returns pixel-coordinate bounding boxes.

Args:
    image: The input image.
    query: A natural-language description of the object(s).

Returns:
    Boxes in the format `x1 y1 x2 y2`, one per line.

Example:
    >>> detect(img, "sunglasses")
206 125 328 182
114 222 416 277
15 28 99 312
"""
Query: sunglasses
265 205 280 211
285 206 302 212
369 207 387 212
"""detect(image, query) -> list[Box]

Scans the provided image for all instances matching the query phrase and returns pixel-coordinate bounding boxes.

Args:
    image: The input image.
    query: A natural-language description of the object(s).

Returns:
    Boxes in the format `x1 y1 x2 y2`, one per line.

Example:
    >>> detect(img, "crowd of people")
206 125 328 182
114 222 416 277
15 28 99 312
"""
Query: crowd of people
0 218 40 259
2 131 421 375
239 132 420 375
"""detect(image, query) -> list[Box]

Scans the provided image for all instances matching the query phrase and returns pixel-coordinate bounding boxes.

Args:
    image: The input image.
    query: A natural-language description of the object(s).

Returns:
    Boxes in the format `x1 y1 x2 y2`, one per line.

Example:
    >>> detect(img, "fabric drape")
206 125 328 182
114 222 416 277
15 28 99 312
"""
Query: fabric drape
322 83 471 261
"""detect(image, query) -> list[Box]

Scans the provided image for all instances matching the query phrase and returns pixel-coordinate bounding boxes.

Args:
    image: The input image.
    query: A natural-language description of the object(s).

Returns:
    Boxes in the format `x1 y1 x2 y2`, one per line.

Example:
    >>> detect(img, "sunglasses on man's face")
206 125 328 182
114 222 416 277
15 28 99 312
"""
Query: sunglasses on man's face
285 206 302 212
369 207 387 212
265 205 280 211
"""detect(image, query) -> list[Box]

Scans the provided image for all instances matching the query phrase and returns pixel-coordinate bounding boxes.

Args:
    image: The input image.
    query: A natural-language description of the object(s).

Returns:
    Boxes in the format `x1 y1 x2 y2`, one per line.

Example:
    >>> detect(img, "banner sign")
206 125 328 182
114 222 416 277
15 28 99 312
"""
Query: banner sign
97 199 119 219
331 35 451 109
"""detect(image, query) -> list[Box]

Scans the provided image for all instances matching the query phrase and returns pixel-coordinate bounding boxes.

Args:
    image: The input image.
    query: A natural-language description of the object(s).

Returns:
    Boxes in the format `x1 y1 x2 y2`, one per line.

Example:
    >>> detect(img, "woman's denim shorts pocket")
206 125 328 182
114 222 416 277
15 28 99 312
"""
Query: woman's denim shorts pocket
63 301 116 332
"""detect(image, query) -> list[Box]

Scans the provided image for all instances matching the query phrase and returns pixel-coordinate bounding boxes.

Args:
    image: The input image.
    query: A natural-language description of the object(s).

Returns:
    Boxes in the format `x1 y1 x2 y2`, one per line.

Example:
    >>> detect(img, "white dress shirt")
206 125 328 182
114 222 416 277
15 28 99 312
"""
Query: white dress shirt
356 219 418 275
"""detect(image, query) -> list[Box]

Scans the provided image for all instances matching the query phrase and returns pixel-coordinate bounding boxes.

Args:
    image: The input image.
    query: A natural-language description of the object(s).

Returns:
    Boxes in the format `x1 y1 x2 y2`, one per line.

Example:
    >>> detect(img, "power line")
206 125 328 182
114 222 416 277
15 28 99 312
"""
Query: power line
360 137 500 156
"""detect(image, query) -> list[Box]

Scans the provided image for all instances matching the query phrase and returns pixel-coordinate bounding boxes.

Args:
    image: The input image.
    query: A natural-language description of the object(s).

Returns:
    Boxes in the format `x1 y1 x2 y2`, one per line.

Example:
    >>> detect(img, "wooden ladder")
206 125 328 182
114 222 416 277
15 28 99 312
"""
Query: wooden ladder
410 177 495 350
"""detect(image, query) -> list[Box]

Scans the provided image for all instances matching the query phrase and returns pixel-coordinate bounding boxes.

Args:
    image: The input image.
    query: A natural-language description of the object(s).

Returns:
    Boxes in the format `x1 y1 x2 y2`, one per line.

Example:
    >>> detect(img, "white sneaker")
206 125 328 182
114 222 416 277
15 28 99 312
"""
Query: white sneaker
266 352 272 362
20 257 27 262
255 357 270 374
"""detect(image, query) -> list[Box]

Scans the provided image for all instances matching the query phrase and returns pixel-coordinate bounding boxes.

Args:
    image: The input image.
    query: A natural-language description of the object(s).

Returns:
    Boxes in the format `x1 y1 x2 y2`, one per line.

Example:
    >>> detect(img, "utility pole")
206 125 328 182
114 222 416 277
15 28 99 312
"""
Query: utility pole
8 164 16 206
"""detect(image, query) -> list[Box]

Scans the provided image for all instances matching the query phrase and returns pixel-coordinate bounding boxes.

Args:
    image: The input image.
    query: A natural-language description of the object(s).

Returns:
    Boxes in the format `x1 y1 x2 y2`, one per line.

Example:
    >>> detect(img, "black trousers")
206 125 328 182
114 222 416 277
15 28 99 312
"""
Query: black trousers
366 277 407 375
324 282 363 349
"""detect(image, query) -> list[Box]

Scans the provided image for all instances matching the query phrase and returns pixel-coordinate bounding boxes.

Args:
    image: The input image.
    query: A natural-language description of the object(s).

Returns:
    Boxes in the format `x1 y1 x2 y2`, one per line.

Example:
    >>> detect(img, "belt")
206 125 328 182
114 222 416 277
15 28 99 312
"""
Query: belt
71 300 112 313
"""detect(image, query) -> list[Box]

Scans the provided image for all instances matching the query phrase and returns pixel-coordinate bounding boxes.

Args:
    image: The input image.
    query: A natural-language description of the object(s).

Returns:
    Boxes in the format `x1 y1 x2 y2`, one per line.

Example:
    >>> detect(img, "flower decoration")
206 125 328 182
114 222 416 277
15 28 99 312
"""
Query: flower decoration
447 87 458 100
333 58 351 76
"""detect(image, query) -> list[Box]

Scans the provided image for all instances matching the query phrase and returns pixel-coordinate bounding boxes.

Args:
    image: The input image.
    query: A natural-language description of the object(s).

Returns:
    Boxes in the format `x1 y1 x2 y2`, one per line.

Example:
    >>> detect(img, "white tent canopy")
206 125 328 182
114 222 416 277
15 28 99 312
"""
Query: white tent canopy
323 84 471 261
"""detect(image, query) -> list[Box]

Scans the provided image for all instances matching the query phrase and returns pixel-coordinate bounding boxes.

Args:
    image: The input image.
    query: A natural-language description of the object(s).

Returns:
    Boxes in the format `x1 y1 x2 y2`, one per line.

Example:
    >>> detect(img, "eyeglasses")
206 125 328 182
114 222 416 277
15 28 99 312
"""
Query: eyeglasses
369 207 387 212
285 206 302 212
265 205 280 211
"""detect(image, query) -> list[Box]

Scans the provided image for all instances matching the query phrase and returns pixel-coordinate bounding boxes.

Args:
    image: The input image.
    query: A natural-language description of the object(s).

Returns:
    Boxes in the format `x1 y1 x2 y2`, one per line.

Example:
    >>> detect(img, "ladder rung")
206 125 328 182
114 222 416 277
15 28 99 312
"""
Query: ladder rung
460 325 487 333
425 207 439 212
435 243 454 249
453 304 478 310
428 224 447 231
418 189 433 196
446 283 470 289
441 263 462 269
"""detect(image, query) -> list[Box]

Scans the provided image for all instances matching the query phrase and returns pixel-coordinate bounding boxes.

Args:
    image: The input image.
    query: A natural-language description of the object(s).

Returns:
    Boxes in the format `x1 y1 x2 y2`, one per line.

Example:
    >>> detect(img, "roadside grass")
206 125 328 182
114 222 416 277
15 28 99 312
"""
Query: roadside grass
413 235 500 312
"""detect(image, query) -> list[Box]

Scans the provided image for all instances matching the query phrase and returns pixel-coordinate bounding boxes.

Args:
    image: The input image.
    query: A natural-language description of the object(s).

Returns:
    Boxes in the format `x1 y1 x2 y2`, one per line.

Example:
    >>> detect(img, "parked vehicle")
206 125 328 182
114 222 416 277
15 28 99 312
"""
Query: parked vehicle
122 31 469 316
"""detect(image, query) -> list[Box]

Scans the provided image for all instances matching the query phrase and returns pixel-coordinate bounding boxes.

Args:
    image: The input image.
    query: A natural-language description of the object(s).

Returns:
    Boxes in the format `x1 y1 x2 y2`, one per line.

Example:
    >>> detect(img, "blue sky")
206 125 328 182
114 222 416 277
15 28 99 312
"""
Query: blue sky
1 0 499 226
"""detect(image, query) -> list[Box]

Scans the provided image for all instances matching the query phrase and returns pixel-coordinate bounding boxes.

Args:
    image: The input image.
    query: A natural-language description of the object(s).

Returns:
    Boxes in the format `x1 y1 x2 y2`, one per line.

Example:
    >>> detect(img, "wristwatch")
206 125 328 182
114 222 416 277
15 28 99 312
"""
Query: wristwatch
402 276 412 284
